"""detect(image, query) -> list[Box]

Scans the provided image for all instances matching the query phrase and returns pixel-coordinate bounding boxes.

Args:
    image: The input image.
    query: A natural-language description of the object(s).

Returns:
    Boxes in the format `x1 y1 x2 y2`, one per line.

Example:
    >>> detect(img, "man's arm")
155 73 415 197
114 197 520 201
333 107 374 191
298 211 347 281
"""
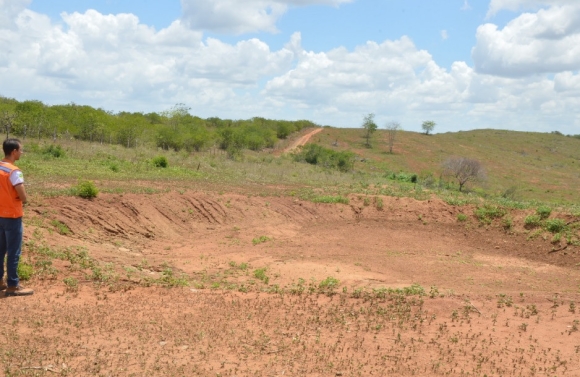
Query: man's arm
14 184 27 204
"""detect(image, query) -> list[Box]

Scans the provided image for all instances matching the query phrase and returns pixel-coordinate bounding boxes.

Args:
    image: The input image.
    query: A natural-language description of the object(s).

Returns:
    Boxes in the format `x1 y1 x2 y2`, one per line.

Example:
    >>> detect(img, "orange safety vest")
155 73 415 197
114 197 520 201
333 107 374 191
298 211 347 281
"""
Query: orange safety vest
0 161 23 218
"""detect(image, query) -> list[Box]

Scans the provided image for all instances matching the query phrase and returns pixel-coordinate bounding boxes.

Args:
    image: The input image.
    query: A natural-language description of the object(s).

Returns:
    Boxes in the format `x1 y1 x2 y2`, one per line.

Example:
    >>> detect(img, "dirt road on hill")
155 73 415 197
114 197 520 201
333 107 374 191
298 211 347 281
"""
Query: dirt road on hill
2 189 580 376
282 127 323 153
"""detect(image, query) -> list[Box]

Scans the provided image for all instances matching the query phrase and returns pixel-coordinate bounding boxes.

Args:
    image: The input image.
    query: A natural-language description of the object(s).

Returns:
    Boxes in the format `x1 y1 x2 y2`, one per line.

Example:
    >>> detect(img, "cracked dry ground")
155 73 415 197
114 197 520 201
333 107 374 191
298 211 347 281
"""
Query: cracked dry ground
2 190 580 376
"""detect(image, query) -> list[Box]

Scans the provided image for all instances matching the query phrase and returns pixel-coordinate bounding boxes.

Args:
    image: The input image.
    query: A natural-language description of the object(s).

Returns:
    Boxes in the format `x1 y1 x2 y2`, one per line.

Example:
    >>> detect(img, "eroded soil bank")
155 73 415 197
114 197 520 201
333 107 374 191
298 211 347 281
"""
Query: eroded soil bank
2 191 579 376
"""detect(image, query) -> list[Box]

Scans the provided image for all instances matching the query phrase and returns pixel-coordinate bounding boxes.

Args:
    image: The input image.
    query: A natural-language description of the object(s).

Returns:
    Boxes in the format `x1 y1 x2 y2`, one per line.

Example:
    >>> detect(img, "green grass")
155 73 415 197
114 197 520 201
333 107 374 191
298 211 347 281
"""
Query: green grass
12 131 580 215
313 128 580 204
311 195 350 204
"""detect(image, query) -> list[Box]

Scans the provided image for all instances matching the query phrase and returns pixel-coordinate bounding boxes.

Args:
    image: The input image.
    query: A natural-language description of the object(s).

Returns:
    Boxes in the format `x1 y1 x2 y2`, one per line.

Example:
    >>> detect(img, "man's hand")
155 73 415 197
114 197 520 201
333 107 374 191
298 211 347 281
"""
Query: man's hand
14 184 27 205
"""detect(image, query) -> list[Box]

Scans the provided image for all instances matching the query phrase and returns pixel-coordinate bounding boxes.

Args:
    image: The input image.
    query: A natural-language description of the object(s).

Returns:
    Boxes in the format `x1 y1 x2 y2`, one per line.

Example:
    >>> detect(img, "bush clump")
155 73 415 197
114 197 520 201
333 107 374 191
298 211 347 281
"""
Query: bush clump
384 171 418 183
544 218 566 233
74 180 99 199
152 156 168 168
524 215 542 228
475 205 506 224
42 144 65 158
293 144 355 172
536 206 552 219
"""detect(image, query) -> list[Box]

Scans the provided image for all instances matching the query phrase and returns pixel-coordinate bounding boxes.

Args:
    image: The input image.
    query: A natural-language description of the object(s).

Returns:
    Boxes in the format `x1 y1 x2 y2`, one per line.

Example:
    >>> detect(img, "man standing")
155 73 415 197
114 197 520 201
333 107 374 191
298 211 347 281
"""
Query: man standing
0 138 33 296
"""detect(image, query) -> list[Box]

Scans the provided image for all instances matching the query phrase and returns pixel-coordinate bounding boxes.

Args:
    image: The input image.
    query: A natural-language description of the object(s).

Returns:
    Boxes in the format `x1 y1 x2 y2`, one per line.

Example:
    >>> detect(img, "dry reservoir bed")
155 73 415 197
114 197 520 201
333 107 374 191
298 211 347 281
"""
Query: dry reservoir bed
1 191 580 376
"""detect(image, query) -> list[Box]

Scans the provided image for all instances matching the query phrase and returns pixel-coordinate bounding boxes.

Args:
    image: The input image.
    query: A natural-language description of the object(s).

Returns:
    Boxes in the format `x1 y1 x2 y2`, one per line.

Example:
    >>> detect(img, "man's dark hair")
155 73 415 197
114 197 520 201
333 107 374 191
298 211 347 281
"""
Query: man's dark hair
3 138 21 156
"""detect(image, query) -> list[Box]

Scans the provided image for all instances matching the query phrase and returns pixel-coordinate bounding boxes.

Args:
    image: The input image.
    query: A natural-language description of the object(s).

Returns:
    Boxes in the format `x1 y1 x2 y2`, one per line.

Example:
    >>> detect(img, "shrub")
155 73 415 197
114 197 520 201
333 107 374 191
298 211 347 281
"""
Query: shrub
502 217 513 230
384 171 418 183
42 144 65 158
74 180 99 199
312 196 349 204
152 156 168 168
475 205 506 224
524 215 542 228
109 163 119 172
545 218 566 233
536 206 552 219
293 144 355 172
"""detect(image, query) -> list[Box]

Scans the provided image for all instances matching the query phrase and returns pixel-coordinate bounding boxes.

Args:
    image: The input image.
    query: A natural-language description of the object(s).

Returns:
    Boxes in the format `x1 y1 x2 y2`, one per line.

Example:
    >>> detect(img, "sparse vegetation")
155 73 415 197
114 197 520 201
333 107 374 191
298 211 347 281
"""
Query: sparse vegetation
311 195 349 204
252 235 271 245
475 204 506 224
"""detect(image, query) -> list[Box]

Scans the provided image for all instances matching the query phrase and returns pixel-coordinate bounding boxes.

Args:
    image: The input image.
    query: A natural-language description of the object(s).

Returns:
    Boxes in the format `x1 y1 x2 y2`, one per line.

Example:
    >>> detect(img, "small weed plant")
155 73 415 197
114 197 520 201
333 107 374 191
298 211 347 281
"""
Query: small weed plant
50 219 71 235
252 235 271 245
17 260 33 280
253 268 269 284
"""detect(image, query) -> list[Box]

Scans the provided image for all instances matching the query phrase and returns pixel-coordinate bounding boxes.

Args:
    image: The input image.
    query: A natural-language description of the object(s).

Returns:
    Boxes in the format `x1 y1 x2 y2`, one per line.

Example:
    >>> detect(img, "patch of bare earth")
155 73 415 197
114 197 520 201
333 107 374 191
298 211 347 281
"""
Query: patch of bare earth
2 190 580 376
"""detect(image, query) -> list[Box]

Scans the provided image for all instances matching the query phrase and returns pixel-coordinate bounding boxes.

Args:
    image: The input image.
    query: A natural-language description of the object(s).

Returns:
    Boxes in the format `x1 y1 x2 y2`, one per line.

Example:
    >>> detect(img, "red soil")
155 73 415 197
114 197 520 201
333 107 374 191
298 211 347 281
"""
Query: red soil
2 190 580 376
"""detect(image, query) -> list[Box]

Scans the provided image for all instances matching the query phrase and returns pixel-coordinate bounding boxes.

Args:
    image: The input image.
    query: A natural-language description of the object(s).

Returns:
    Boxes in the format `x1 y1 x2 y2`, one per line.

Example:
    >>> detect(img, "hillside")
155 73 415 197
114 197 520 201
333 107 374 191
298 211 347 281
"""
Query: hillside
310 128 580 203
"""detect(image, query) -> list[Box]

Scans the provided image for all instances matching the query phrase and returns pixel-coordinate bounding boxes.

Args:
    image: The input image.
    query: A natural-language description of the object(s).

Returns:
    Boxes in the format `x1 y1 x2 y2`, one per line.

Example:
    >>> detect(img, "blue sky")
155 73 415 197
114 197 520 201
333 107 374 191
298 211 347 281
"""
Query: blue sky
2 0 580 134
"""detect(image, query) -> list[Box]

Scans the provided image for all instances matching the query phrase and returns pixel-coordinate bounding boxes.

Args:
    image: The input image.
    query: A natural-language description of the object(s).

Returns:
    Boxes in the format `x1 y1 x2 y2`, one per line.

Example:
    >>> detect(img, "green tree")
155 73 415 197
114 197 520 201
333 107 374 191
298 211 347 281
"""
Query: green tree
14 100 45 139
422 120 436 135
362 113 377 148
162 103 191 131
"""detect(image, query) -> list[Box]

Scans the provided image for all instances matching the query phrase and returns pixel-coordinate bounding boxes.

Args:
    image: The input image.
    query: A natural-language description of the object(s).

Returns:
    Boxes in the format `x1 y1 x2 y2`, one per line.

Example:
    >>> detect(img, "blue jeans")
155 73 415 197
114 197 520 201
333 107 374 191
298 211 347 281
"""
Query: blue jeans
0 217 23 287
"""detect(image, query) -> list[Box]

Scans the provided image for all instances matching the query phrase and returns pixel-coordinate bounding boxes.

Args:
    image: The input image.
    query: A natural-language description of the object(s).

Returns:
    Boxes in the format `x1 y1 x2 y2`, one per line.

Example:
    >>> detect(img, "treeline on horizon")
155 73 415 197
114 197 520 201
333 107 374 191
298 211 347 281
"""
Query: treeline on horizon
0 97 318 155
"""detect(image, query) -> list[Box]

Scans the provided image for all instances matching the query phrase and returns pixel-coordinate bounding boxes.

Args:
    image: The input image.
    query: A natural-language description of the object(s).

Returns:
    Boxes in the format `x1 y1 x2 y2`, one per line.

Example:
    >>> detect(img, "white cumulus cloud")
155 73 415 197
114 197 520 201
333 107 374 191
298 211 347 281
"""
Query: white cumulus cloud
0 6 296 112
0 0 30 29
180 0 353 34
1 1 579 133
487 0 578 16
473 4 580 76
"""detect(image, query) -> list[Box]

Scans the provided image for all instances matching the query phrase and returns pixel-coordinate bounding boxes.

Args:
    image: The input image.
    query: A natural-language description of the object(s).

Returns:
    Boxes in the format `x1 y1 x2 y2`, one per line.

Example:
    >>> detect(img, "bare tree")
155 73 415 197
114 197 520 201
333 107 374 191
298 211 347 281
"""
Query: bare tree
384 121 401 154
442 156 486 192
1 111 17 139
